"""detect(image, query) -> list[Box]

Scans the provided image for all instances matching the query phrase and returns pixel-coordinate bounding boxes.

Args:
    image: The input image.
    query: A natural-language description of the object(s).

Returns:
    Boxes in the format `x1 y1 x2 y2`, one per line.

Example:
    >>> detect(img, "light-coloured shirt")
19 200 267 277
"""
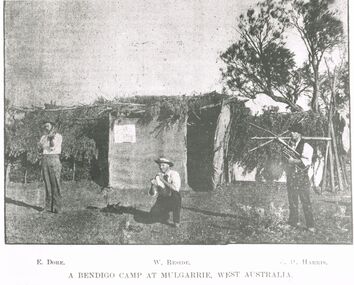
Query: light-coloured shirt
39 133 62 155
157 169 181 192
292 140 313 167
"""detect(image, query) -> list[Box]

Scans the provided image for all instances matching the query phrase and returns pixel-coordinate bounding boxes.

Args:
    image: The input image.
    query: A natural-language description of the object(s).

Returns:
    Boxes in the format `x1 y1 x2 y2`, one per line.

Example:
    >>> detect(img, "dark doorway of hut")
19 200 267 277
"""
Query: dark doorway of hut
90 117 110 188
187 107 220 192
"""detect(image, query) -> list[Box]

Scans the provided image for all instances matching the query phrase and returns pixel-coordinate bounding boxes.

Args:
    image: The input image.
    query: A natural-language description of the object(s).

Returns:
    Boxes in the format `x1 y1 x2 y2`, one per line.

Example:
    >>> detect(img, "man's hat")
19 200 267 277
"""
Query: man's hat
288 122 303 134
154 157 174 167
41 119 56 126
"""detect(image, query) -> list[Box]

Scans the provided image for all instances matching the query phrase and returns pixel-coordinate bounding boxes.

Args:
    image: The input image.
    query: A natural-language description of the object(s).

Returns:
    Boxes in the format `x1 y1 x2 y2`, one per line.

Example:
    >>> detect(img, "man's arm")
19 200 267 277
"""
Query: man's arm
158 171 181 192
288 143 313 167
37 135 45 153
51 133 62 152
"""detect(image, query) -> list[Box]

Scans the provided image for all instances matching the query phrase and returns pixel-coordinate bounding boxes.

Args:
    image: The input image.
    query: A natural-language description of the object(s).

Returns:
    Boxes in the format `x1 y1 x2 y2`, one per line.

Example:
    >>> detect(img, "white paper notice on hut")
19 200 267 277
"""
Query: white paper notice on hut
114 124 136 143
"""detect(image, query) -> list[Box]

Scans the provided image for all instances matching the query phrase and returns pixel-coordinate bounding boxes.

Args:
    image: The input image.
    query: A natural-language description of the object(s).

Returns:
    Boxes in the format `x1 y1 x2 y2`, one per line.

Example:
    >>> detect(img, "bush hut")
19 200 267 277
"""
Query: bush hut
5 92 248 191
92 92 246 191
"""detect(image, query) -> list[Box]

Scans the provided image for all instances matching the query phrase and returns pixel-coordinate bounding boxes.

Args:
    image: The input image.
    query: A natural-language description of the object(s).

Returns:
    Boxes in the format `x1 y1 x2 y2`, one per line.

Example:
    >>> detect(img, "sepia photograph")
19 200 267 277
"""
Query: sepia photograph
3 0 352 249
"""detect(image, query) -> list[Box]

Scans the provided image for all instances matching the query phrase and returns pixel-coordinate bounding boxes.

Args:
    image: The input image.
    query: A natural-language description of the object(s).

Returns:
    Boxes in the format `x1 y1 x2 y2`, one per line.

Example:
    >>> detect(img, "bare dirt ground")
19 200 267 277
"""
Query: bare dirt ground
5 180 352 244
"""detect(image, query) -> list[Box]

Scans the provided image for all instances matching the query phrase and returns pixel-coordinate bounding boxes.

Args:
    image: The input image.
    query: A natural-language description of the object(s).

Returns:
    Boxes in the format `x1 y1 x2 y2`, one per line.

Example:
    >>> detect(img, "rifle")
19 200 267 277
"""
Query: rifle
248 123 307 170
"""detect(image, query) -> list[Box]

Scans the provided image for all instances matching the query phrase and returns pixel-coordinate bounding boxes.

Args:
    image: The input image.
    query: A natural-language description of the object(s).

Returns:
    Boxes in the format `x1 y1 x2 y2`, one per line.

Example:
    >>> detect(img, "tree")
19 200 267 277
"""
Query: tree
319 58 348 113
221 0 305 111
5 107 98 183
5 108 43 184
286 0 344 112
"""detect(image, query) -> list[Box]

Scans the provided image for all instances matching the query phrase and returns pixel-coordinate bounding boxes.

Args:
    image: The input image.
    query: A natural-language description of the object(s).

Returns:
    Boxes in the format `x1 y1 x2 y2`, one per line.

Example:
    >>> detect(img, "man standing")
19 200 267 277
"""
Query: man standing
149 157 182 227
285 123 315 232
38 120 63 213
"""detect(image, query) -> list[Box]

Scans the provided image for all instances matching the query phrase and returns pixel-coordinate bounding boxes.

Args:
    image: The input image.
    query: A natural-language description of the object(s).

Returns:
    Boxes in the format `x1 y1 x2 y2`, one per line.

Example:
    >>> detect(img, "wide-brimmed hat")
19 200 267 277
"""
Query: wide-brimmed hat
154 157 174 167
41 120 56 127
288 123 303 134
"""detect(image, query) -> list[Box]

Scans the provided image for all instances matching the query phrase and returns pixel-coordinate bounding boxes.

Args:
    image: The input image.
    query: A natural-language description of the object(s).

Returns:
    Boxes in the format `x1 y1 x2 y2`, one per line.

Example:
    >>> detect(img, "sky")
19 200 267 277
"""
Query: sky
4 0 348 107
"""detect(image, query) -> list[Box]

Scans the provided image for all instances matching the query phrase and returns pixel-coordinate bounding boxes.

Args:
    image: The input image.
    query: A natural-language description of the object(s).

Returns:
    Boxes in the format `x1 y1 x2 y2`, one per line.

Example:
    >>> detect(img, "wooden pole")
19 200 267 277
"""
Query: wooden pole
72 160 76 182
324 58 339 194
251 136 332 141
339 154 349 188
5 163 12 188
328 143 336 192
24 169 28 184
321 141 330 193
223 110 232 184
330 121 344 192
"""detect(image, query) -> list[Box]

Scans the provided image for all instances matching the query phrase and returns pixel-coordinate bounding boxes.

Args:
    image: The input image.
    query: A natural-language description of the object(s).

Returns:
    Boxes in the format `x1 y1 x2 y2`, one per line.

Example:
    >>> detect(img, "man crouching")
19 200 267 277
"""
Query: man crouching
149 157 182 227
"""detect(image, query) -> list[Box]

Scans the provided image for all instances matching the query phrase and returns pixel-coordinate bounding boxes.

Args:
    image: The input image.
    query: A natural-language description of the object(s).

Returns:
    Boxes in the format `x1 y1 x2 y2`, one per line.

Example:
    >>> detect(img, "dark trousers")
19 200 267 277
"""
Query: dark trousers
286 167 314 228
42 155 62 213
150 190 182 223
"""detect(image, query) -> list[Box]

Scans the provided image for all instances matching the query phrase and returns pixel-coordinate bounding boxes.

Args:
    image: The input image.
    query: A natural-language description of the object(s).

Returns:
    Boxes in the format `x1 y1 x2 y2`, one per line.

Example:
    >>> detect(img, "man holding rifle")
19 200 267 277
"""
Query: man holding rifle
285 123 315 233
